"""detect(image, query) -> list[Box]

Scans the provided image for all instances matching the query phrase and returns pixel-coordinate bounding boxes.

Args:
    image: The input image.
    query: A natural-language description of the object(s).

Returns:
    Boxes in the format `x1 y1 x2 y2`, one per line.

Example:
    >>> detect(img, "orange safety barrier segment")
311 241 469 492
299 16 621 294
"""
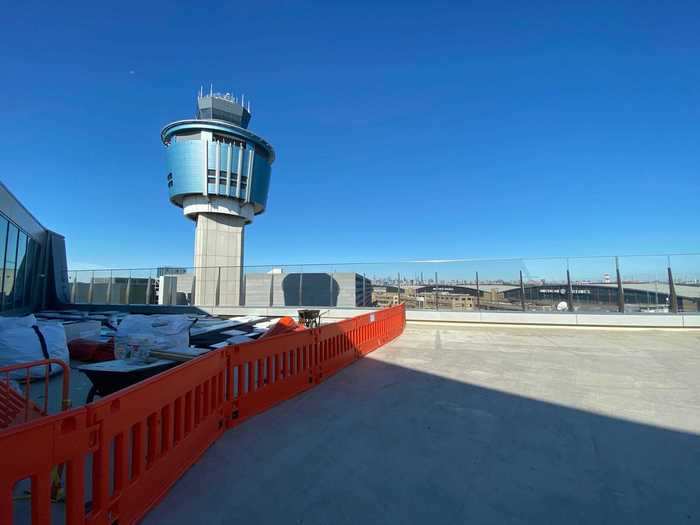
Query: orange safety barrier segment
0 304 406 525
0 359 72 429
227 306 406 426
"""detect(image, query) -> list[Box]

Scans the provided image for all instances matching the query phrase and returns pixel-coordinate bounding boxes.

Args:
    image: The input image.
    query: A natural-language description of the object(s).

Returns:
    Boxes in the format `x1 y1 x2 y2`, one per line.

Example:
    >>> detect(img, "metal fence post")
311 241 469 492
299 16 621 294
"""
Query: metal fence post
190 269 196 306
240 265 245 306
88 271 95 304
434 271 439 311
362 273 366 306
70 271 78 303
566 259 574 312
519 270 526 311
397 272 401 304
615 257 625 313
475 271 480 310
299 267 304 307
269 272 275 307
146 272 153 305
667 256 678 313
126 270 132 305
106 270 113 304
329 271 333 307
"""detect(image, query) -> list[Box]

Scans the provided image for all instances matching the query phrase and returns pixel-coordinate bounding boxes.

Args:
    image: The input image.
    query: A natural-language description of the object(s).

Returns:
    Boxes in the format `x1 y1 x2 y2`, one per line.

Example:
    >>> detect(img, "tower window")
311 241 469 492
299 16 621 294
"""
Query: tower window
213 134 245 148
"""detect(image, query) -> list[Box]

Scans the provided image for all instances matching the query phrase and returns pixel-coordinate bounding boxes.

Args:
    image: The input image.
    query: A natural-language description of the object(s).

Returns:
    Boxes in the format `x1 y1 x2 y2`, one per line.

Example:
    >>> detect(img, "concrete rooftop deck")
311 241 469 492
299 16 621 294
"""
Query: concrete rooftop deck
146 323 700 524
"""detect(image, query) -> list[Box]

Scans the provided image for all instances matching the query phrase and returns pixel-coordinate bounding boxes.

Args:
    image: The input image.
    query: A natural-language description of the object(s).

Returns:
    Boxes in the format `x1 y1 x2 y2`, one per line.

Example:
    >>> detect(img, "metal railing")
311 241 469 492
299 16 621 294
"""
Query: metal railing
66 253 700 314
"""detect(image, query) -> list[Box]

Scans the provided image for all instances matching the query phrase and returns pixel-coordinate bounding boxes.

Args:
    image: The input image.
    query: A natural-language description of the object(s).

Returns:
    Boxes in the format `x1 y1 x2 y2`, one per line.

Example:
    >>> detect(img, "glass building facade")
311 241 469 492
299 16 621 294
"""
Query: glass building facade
0 211 42 312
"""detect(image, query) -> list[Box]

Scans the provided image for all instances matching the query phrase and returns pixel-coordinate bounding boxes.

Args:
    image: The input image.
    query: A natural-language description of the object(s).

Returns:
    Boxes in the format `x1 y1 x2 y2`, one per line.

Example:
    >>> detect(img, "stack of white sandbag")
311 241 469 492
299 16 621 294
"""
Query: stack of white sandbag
115 315 194 360
0 315 69 378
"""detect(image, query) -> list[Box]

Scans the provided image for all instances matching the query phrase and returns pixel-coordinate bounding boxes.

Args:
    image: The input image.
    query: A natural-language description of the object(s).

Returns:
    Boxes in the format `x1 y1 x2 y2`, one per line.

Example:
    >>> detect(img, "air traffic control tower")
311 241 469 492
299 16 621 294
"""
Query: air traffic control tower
161 89 275 306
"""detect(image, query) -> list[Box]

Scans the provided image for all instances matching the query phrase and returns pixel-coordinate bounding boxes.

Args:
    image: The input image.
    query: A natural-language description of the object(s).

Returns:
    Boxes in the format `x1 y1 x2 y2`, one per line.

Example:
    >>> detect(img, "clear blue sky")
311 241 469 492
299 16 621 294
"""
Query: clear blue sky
1 1 698 272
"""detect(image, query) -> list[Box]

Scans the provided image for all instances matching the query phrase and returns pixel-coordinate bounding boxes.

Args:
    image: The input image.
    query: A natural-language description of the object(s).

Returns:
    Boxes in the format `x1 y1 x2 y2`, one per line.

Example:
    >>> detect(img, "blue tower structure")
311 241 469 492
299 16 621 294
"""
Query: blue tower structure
161 89 275 306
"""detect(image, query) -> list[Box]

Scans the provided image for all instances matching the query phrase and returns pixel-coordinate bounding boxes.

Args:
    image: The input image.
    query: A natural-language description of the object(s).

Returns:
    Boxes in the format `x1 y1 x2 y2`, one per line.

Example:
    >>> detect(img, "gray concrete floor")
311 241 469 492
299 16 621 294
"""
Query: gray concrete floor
145 323 700 524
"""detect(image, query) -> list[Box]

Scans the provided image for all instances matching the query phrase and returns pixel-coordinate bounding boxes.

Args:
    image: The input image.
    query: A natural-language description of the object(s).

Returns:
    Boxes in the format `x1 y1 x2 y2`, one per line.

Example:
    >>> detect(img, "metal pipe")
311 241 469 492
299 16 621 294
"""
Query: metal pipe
519 270 526 311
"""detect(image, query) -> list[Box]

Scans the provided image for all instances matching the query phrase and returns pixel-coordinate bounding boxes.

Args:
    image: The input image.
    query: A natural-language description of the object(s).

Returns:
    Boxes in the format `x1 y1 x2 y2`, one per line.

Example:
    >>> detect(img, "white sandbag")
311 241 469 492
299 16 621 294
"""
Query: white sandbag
37 321 70 367
0 314 37 330
116 315 193 353
0 320 69 379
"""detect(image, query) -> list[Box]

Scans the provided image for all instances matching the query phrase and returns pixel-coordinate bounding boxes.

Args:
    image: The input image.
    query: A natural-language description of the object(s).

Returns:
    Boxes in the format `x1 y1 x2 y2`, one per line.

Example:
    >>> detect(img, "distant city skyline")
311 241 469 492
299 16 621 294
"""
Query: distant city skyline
1 2 698 270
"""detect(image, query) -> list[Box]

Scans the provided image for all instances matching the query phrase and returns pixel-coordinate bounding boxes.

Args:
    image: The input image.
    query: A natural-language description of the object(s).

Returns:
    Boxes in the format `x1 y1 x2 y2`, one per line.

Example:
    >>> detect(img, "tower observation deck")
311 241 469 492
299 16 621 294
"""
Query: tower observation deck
161 89 275 306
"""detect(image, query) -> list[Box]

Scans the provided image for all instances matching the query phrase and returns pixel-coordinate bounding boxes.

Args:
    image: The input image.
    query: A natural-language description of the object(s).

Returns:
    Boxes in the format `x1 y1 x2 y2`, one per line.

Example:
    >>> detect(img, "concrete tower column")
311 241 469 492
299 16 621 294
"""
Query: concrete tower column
193 213 245 306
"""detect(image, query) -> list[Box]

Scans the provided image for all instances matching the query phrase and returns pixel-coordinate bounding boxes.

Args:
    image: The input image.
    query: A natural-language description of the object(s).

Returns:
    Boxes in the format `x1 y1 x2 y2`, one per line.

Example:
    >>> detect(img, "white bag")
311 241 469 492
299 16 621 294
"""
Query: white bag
0 314 37 330
116 315 193 353
0 319 69 379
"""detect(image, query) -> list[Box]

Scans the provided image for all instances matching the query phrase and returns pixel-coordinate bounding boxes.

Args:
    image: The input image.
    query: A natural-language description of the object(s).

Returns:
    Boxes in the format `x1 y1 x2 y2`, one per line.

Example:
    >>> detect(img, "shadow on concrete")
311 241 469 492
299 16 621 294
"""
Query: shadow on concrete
144 339 700 524
282 273 339 307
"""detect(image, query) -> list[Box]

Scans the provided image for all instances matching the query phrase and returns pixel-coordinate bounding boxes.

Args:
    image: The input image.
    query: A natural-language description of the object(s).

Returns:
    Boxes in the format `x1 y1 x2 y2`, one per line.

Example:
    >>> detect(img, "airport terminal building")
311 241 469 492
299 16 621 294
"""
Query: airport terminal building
503 283 700 312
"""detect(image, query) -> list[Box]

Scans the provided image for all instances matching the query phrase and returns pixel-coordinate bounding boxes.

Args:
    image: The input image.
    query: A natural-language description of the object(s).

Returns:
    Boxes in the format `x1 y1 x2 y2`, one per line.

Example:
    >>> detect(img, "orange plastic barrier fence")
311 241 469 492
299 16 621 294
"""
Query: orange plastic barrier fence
226 306 406 426
1 359 71 429
0 304 405 525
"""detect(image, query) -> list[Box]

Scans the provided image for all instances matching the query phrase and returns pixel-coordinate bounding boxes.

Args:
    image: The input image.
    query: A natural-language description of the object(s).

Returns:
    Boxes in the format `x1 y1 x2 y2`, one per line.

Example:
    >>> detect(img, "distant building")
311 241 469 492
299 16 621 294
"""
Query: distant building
157 266 187 277
244 272 371 307
503 283 700 312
